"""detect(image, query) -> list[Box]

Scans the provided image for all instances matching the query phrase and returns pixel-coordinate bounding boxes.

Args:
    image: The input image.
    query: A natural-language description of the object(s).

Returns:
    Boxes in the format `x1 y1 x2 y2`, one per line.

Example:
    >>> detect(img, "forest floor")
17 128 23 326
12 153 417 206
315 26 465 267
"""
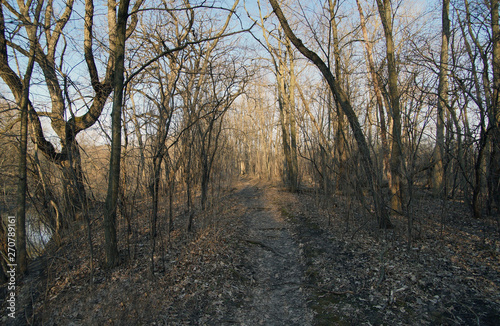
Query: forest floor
2 178 500 325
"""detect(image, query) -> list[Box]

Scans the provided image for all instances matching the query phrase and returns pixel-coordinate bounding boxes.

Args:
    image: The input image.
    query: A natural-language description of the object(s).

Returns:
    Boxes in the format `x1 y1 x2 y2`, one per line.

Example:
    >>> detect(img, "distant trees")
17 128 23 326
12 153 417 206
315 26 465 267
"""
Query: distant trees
118 0 249 269
249 1 298 192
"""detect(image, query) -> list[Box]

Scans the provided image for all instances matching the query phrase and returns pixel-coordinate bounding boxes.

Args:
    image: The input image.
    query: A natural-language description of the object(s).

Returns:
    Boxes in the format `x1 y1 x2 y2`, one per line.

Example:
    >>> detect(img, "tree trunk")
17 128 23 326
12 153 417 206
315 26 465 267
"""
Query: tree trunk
186 141 194 232
14 3 38 274
60 141 87 222
201 154 210 210
277 55 295 191
103 0 130 268
490 0 500 212
16 73 30 276
356 0 390 181
169 178 174 232
376 0 403 214
433 0 450 197
328 0 348 191
287 41 299 192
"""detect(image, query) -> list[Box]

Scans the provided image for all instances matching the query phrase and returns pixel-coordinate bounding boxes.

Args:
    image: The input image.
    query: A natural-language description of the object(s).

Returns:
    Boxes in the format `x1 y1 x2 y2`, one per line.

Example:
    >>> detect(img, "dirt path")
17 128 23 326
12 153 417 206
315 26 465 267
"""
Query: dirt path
233 182 313 325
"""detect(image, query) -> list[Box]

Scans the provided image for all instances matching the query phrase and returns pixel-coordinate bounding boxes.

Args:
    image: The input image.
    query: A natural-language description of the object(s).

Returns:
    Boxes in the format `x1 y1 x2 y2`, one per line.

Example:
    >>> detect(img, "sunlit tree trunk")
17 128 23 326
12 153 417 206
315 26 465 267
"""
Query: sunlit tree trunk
433 0 450 197
103 0 131 267
356 0 390 180
376 0 402 214
277 59 294 190
286 38 299 192
328 0 348 192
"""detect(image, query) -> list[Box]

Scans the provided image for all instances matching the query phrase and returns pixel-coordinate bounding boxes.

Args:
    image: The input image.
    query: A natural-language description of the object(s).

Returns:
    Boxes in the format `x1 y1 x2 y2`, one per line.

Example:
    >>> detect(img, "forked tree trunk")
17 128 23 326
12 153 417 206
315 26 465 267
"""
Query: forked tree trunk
60 141 87 222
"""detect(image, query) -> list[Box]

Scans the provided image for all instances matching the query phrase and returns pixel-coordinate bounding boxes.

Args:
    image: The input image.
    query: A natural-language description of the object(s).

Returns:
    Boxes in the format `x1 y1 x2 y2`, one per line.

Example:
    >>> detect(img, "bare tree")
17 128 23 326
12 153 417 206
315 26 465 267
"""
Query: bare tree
376 0 403 214
253 2 299 192
490 0 500 213
0 0 41 274
356 0 390 181
0 0 143 228
433 0 450 197
268 0 392 228
452 0 495 217
103 0 136 268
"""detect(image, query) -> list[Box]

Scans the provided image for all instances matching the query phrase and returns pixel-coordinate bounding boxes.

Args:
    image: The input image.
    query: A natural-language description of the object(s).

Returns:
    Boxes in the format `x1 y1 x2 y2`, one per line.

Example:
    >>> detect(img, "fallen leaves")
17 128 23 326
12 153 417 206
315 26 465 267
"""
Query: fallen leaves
3 180 499 325
276 186 500 325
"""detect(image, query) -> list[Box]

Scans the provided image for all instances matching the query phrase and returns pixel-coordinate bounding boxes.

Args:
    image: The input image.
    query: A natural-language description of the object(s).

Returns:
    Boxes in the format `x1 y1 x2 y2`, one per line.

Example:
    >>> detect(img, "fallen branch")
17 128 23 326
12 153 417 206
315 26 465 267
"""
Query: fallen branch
280 281 354 295
240 238 285 257
305 283 354 296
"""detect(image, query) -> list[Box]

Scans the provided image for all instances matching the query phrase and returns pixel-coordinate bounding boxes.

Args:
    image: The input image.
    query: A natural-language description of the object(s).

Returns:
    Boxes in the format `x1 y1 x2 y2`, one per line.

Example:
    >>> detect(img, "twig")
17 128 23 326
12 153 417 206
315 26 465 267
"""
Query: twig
310 284 354 296
240 238 285 257
283 281 354 295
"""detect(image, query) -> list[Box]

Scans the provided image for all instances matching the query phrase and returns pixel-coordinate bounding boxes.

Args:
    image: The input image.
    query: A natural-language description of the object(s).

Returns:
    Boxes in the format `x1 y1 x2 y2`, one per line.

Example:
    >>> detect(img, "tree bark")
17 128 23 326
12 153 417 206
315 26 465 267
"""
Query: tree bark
276 46 296 192
103 0 131 268
9 0 40 275
433 0 450 197
15 60 33 276
286 39 299 192
376 0 403 214
328 0 348 192
490 0 500 212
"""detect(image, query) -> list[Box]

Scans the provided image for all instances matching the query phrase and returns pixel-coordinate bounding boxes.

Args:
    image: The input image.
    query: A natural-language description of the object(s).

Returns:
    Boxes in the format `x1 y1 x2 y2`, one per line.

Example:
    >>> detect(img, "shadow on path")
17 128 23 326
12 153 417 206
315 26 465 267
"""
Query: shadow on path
233 182 313 326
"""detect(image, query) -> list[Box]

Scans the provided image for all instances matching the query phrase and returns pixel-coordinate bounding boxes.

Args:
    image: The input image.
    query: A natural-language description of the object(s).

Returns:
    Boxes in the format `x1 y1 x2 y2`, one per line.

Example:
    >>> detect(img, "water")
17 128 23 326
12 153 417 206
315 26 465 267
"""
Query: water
26 211 52 255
